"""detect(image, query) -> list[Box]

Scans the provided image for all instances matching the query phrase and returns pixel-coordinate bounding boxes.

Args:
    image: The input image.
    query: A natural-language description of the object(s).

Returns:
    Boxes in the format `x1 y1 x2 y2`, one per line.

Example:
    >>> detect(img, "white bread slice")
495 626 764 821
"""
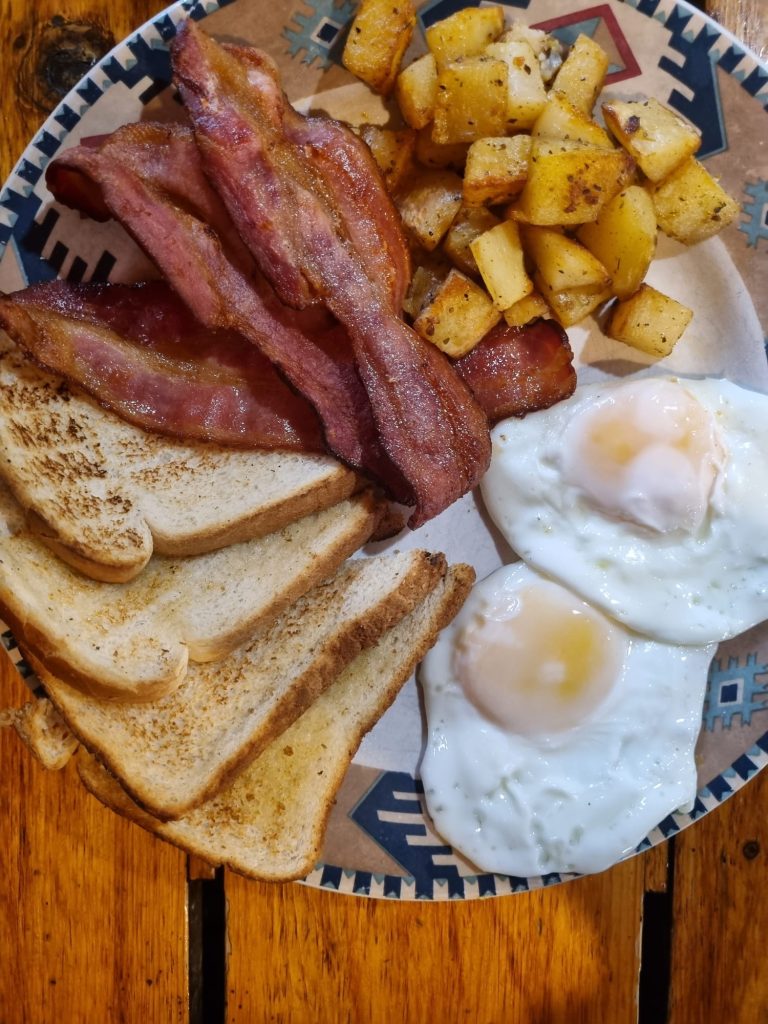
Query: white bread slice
0 340 358 582
1 483 380 701
0 698 79 770
40 550 449 818
76 563 474 880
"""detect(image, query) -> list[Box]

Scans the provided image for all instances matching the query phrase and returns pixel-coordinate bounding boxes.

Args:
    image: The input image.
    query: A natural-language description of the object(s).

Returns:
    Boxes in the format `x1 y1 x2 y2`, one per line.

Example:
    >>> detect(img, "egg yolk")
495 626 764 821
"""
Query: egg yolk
559 379 724 533
454 580 626 734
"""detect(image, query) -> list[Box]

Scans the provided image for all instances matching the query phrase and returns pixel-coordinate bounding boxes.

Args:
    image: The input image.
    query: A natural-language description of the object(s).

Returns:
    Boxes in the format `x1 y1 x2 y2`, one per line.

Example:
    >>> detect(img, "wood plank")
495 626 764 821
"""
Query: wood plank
0 0 159 180
0 650 189 1023
225 855 646 1024
704 0 768 59
668 768 768 1024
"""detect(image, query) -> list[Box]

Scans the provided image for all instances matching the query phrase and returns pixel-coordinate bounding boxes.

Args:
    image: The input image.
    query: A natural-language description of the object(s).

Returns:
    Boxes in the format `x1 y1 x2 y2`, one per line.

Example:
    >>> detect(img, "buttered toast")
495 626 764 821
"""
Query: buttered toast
34 549 449 818
76 564 474 880
0 340 358 582
0 481 381 700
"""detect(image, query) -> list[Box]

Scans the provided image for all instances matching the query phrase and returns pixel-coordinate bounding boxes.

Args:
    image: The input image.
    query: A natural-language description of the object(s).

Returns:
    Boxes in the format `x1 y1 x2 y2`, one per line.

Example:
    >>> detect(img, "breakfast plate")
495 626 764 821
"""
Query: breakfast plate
1 0 767 899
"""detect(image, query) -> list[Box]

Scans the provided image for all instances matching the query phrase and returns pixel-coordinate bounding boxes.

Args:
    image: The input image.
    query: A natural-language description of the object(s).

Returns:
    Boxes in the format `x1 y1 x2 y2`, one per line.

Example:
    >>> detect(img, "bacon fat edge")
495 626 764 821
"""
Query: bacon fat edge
171 21 491 527
45 123 411 501
0 279 329 451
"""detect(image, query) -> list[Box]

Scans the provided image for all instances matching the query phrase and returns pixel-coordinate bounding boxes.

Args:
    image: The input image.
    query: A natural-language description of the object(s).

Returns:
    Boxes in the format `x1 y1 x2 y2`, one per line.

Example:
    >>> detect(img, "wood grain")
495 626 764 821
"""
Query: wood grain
704 0 768 59
226 856 645 1024
0 651 189 1023
668 768 768 1024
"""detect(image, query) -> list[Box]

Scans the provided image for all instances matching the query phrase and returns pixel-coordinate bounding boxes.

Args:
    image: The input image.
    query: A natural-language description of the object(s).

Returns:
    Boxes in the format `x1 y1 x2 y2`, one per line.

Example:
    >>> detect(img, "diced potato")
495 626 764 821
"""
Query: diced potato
649 157 741 244
500 21 553 57
395 53 438 130
402 260 447 318
510 138 635 225
463 136 531 206
532 93 614 149
503 291 551 327
470 220 534 310
342 0 416 96
358 125 416 192
432 57 509 144
535 274 612 327
522 225 611 292
606 284 693 356
484 40 547 129
550 33 609 115
425 5 505 68
396 168 463 250
413 268 501 357
577 186 657 299
602 98 701 182
414 127 469 171
443 205 501 276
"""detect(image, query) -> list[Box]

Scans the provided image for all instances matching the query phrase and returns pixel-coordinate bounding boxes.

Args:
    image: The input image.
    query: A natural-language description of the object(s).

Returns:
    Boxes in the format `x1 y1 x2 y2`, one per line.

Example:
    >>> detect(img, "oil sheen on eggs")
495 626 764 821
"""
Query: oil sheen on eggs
481 376 768 645
419 562 716 877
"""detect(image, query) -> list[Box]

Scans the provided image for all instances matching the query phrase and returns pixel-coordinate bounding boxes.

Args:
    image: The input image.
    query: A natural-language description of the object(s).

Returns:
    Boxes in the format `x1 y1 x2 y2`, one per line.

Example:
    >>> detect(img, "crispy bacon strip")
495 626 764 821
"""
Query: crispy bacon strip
0 280 326 451
171 22 490 527
454 320 577 424
46 123 410 500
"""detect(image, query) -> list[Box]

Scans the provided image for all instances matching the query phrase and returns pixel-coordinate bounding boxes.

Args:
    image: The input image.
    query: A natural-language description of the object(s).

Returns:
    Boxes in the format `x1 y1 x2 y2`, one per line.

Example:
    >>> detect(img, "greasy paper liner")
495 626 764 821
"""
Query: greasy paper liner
1 0 767 899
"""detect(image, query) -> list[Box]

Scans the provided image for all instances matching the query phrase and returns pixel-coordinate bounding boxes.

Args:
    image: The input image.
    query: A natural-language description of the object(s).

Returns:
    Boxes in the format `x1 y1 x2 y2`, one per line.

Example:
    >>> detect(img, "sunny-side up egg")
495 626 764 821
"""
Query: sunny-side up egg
481 376 768 646
419 562 716 878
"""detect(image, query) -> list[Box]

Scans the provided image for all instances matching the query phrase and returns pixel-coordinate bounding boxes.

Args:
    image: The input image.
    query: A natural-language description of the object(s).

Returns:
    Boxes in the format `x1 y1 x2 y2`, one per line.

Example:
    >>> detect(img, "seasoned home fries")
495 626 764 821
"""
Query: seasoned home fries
343 2 741 359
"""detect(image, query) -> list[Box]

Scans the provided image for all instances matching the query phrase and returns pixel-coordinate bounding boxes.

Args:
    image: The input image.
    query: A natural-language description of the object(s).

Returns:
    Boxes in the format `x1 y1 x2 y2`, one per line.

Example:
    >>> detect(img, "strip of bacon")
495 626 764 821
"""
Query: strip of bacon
46 123 411 501
171 22 491 527
454 320 577 424
0 279 327 451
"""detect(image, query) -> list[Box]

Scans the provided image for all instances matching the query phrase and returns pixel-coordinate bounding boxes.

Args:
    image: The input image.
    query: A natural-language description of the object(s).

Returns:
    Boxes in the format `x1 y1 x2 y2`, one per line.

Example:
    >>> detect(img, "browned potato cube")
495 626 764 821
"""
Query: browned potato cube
426 6 505 68
606 284 693 355
510 139 635 225
535 274 612 327
395 53 438 130
402 260 448 319
550 34 609 115
396 168 463 250
577 186 657 299
602 98 701 182
503 291 552 327
470 220 534 310
432 57 509 145
532 93 614 149
443 205 501 276
522 225 611 292
358 125 416 192
649 157 741 244
414 127 469 171
342 0 416 96
413 268 501 357
463 136 531 206
484 40 547 129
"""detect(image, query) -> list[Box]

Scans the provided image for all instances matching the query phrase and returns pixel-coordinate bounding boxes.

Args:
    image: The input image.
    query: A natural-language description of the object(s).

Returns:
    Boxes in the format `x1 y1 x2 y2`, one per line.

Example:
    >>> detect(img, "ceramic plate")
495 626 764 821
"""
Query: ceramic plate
1 0 767 899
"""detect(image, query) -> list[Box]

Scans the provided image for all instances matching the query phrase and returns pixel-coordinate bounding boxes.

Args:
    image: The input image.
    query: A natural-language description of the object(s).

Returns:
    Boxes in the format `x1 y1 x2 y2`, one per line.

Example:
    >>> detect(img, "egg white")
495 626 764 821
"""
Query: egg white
419 562 716 878
481 376 768 645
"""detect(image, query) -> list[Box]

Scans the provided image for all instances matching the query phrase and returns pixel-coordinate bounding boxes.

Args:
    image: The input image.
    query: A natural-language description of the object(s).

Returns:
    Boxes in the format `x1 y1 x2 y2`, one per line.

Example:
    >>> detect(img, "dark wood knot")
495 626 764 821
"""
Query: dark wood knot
16 19 115 114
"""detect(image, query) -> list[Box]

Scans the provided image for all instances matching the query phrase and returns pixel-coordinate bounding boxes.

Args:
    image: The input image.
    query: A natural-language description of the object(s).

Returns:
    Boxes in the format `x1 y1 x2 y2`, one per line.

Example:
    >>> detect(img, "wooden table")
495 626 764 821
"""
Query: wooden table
0 2 766 1022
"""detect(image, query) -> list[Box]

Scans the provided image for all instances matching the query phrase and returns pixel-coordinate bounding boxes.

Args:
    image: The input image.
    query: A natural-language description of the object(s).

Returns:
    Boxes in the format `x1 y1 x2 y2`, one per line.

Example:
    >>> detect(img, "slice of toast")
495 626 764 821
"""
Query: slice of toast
39 550 450 818
1 482 380 701
77 563 474 880
0 340 358 582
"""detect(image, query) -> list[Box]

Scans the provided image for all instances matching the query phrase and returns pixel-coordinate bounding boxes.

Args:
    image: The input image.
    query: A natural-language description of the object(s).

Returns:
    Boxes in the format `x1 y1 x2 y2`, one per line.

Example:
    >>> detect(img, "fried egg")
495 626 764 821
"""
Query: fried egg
419 562 715 877
481 376 768 645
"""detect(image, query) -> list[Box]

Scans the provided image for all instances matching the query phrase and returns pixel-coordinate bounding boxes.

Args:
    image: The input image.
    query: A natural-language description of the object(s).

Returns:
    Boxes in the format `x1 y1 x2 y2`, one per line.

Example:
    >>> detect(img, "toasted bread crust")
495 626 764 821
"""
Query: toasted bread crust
76 563 474 881
46 550 448 818
0 342 358 581
1 489 381 701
